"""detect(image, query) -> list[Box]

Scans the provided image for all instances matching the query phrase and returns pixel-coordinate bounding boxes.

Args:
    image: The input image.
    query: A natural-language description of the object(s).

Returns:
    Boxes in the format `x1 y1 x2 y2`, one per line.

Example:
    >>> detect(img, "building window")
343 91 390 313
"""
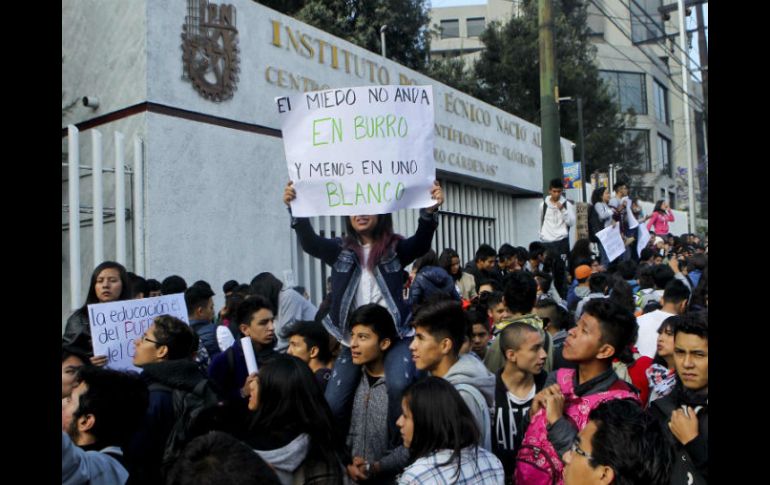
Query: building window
653 80 669 125
669 191 676 210
631 0 664 43
600 71 647 115
631 186 655 203
466 17 485 37
440 19 459 39
623 129 651 172
657 134 672 177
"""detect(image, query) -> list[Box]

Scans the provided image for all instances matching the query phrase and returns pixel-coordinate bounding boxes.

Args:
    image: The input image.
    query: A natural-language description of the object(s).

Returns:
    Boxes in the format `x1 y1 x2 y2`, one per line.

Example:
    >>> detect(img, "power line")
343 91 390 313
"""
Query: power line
625 0 703 70
588 0 705 111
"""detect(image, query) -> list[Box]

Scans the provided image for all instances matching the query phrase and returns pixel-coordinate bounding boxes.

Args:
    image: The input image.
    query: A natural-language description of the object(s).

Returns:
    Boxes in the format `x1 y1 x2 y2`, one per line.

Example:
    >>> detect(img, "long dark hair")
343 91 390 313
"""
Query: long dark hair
653 316 679 368
403 377 479 477
249 273 283 312
653 200 667 214
248 354 347 468
438 248 462 281
76 261 132 315
344 214 403 271
591 187 607 205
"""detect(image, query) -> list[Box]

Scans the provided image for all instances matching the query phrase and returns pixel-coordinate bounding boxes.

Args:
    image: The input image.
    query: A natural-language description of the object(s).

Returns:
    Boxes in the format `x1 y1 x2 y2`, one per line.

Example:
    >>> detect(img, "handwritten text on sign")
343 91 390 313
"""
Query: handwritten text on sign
277 85 435 216
88 294 189 372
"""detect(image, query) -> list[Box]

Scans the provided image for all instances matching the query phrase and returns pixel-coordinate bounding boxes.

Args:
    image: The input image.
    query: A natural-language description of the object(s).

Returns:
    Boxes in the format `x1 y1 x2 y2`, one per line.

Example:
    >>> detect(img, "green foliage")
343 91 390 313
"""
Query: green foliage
466 0 645 180
295 0 431 71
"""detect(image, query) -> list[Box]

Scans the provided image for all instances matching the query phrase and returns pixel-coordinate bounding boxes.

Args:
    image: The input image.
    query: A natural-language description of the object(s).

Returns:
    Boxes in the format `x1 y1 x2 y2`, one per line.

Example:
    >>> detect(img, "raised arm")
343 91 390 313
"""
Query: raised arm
284 181 342 266
396 181 443 266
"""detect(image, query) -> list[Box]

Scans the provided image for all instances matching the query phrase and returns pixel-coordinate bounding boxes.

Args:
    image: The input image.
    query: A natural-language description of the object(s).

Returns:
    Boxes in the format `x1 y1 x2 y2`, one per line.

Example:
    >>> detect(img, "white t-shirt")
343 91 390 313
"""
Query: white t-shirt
354 244 384 309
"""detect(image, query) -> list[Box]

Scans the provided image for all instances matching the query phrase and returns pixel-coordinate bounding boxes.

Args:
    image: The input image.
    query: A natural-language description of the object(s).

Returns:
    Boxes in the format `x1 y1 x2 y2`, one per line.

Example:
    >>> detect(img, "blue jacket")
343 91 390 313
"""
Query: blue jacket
292 209 438 341
190 320 221 359
208 340 277 407
408 266 460 309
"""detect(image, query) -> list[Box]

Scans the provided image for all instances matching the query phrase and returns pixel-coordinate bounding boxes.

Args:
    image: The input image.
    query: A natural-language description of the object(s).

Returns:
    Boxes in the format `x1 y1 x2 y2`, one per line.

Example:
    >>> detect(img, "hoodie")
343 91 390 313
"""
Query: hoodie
540 195 576 242
440 353 496 449
254 433 311 485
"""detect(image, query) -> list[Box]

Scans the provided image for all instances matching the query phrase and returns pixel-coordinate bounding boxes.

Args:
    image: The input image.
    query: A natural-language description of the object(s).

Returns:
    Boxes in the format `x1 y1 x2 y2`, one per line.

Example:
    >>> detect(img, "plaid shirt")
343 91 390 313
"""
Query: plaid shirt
397 447 504 485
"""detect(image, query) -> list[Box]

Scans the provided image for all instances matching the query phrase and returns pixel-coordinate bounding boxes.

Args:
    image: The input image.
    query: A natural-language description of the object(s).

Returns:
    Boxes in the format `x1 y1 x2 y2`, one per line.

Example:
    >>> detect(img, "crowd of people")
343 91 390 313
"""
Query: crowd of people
62 179 708 485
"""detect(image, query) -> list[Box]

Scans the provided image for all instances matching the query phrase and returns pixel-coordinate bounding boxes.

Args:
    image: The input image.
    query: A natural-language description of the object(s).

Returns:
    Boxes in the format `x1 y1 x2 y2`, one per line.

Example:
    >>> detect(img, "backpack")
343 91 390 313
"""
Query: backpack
455 383 492 452
587 205 603 243
513 369 640 485
149 379 227 476
541 199 572 230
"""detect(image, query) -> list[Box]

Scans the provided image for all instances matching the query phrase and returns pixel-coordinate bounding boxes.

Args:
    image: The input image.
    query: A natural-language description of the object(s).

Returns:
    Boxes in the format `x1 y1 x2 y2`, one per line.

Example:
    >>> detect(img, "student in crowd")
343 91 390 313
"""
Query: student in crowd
486 291 513 331
185 284 220 359
647 200 675 237
128 272 149 299
535 298 576 372
409 298 495 451
396 377 504 484
208 296 278 410
636 280 690 358
645 315 679 406
285 320 334 392
125 315 215 485
250 272 318 353
146 278 162 297
216 283 251 352
493 322 548 482
283 180 443 444
562 399 674 485
407 249 460 313
439 248 478 301
575 272 610 320
515 299 640 484
166 431 280 485
649 311 708 485
160 275 187 295
344 304 408 483
464 244 501 289
63 261 133 363
526 242 546 273
567 263 593 311
539 178 576 299
468 307 492 361
62 342 91 399
244 355 347 485
591 187 615 268
62 366 149 485
497 243 518 277
638 264 675 310
484 271 550 374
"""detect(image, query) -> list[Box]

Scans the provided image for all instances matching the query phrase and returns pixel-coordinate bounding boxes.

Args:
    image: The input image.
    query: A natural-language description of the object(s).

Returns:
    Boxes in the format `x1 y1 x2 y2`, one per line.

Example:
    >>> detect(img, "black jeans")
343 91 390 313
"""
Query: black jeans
544 238 570 300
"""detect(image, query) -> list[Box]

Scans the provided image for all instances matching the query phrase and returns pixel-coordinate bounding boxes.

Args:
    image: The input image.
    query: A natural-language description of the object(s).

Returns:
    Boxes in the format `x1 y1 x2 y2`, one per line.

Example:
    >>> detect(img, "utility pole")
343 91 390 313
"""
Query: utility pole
676 0 697 234
695 3 707 129
577 96 586 202
538 0 561 191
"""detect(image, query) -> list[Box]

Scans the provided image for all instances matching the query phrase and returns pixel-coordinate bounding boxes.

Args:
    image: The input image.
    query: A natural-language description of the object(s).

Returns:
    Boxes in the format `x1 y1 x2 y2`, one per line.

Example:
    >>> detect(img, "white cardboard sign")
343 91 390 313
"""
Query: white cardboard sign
637 224 651 257
88 293 189 372
276 85 435 216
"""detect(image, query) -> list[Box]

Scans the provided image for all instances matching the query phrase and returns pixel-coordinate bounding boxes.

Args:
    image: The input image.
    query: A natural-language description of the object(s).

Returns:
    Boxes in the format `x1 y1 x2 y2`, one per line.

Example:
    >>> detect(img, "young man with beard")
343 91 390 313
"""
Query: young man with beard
492 322 548 483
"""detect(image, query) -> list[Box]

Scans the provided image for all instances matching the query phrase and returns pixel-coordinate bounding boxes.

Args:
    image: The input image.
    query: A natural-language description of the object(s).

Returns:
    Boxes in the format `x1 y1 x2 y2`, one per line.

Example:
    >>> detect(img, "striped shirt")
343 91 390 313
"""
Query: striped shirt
397 446 504 485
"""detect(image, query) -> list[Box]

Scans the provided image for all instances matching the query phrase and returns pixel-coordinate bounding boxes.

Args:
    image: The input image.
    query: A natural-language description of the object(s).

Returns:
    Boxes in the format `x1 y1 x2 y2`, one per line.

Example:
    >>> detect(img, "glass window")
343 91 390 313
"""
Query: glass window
631 0 665 43
600 71 647 115
623 129 651 172
467 17 486 37
440 19 459 39
631 186 655 202
653 80 669 125
657 134 672 177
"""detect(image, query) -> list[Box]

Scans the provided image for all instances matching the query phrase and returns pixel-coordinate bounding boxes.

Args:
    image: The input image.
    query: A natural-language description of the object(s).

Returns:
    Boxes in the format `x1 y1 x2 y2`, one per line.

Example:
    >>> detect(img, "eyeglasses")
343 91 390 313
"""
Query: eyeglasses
140 333 162 345
570 438 593 461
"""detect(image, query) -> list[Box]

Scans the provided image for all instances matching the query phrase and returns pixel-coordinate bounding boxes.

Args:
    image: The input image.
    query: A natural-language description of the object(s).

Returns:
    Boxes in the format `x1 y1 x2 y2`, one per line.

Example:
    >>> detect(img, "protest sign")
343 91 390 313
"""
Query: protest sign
88 293 189 372
563 162 581 188
596 224 626 262
637 224 651 257
276 85 435 216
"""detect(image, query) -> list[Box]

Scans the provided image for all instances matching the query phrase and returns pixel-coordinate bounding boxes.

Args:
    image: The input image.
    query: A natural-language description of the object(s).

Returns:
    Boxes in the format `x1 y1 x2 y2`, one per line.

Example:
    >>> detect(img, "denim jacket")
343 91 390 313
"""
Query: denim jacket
291 209 438 342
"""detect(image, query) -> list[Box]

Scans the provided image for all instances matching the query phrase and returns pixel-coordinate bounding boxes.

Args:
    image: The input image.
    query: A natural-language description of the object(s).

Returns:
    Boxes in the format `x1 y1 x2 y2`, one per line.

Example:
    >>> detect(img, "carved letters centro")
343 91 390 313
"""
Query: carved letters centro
182 1 240 102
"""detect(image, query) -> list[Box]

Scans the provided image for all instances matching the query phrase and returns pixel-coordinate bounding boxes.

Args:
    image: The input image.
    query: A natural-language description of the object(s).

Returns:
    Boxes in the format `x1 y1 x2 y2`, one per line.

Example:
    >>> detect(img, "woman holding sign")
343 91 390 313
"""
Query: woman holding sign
283 180 443 454
62 261 133 365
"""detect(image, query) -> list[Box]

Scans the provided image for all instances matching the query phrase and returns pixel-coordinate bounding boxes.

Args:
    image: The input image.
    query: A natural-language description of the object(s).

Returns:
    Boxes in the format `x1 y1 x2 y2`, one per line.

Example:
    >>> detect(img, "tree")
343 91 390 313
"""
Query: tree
435 0 646 182
294 0 431 71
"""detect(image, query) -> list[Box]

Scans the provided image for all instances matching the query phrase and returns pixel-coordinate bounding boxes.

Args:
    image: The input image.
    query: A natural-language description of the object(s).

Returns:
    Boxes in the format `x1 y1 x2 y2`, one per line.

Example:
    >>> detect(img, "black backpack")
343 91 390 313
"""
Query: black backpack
587 204 603 243
149 379 229 476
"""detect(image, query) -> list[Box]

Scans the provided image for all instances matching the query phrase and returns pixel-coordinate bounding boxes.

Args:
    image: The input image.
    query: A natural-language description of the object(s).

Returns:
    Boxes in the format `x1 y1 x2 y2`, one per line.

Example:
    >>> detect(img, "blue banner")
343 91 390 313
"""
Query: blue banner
563 162 582 189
